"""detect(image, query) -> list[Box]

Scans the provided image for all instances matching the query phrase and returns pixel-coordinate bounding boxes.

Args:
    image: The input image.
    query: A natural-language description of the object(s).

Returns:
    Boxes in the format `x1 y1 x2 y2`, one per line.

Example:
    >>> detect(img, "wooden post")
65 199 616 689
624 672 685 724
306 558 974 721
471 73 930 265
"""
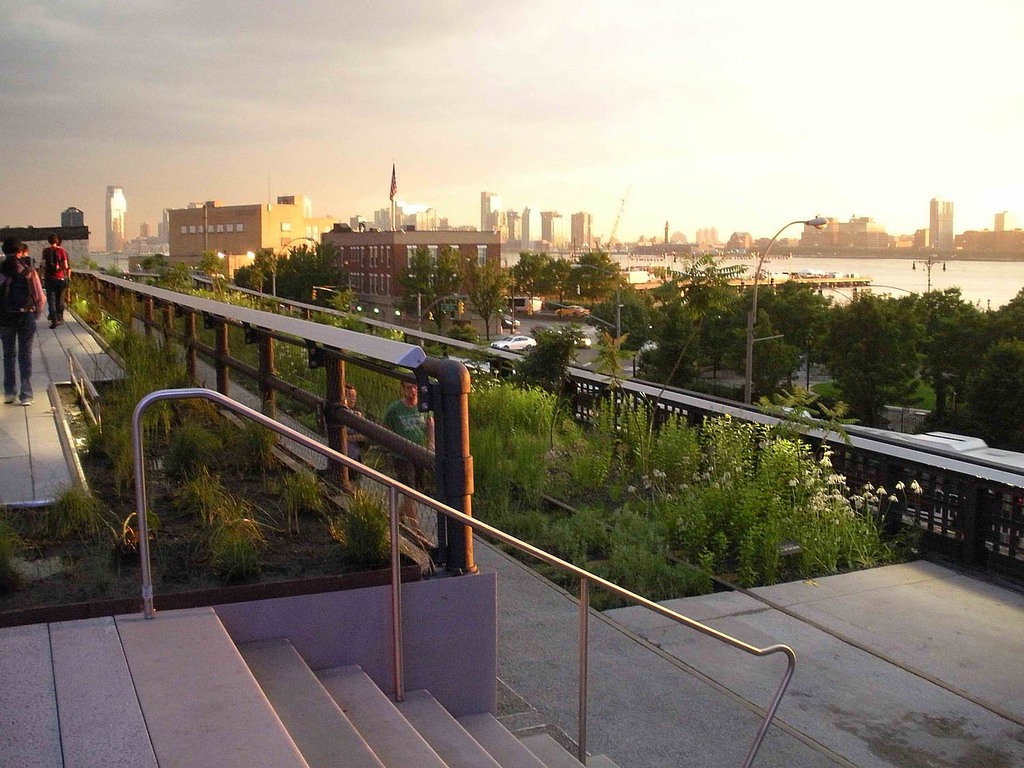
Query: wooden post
258 332 277 419
143 297 155 337
215 320 230 395
324 354 346 484
184 312 197 382
161 304 174 342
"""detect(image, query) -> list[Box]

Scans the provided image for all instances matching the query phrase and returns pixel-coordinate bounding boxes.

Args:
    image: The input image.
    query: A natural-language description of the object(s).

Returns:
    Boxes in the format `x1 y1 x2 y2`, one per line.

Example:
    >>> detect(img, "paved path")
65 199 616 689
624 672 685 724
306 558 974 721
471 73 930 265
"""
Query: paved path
476 541 1024 767
0 315 119 506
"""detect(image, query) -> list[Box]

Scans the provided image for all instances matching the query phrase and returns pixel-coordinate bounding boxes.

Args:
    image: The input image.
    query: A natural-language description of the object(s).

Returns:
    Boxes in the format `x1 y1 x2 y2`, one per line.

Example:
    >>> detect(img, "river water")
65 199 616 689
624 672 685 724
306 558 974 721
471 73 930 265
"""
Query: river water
615 253 1024 309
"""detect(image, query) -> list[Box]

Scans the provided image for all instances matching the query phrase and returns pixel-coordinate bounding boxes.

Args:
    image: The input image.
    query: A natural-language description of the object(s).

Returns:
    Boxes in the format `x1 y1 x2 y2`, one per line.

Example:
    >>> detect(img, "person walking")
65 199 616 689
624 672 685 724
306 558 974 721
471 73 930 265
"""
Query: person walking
41 233 70 328
382 380 434 524
1 238 46 406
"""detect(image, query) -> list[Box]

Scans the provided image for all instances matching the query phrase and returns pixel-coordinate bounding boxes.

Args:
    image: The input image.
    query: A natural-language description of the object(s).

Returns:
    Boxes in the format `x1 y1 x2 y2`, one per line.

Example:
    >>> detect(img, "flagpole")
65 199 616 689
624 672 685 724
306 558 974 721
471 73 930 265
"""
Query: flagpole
390 162 397 231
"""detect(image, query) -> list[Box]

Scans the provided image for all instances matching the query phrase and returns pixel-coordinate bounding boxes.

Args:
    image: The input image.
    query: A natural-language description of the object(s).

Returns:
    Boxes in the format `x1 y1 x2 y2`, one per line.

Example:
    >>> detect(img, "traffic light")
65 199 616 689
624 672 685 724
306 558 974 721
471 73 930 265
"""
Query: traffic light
312 288 318 300
457 300 465 314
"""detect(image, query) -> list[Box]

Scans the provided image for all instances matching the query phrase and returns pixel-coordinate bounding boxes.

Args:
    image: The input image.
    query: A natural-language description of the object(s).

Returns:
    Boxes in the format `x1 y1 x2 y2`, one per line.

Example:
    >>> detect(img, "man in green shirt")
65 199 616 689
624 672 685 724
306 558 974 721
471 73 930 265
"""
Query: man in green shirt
383 380 434 523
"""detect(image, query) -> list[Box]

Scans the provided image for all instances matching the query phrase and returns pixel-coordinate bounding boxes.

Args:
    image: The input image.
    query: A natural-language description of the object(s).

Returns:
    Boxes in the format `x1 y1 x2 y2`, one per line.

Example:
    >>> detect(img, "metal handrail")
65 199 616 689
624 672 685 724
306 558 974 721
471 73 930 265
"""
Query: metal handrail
132 387 796 768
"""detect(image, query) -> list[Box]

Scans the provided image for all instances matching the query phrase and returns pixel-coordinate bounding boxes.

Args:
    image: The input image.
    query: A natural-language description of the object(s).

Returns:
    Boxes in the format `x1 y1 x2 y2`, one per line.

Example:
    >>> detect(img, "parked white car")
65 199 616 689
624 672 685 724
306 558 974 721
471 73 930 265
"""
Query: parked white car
490 335 537 351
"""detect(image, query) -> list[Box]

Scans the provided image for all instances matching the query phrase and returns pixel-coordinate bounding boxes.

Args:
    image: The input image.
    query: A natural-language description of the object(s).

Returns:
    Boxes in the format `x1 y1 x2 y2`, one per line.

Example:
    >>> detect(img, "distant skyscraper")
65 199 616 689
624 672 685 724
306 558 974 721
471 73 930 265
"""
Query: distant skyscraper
571 212 593 249
995 211 1016 232
506 210 522 244
105 186 127 252
480 192 502 232
929 198 954 251
521 206 532 249
540 211 567 247
139 222 151 239
158 208 170 242
61 207 84 228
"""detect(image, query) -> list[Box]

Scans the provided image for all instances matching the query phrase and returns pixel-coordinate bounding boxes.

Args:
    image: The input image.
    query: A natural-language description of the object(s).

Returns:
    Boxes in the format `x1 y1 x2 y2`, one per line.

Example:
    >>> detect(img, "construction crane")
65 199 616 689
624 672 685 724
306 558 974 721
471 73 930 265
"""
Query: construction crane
607 185 631 246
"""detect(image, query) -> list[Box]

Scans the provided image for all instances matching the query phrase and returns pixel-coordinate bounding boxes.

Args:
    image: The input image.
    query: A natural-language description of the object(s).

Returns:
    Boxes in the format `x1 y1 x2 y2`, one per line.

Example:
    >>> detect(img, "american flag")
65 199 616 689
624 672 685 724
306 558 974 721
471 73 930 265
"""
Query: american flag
390 163 397 201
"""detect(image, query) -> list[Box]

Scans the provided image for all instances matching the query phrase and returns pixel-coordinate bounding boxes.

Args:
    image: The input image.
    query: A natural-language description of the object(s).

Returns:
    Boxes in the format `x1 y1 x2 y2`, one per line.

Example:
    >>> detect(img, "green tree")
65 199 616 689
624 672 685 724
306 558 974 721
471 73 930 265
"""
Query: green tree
518 326 579 394
511 253 552 299
760 282 833 389
593 287 653 350
969 340 1024 450
396 245 462 331
913 288 985 425
644 255 742 388
274 242 347 303
543 258 574 303
573 251 620 302
825 294 919 427
465 260 510 339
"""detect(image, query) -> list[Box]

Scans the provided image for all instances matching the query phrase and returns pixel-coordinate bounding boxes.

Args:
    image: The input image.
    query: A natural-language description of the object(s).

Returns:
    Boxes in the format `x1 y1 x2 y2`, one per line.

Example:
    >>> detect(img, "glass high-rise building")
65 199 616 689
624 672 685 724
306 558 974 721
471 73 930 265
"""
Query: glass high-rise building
929 198 954 252
106 186 127 252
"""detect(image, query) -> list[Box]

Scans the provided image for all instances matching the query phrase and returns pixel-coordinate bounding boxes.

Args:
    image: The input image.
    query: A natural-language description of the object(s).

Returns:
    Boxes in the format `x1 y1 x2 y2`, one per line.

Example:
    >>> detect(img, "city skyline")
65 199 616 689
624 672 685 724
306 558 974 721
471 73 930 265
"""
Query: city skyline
2 1 1023 249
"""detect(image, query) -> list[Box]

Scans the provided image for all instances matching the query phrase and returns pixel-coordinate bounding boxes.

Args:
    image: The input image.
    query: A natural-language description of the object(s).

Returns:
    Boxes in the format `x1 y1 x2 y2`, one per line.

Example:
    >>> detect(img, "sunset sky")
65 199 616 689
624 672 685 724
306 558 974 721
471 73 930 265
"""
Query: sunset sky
2 1 1022 249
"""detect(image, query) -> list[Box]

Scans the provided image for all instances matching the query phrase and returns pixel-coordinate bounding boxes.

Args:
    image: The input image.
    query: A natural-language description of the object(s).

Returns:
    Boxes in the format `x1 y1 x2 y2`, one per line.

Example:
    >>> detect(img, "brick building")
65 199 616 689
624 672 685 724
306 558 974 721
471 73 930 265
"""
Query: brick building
322 227 501 304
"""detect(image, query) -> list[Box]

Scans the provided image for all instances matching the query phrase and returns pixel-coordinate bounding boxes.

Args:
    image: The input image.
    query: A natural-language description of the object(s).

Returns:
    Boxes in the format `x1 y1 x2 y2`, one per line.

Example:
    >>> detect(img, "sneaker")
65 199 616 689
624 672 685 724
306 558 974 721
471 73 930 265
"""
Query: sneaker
18 397 33 407
49 321 57 329
3 395 14 404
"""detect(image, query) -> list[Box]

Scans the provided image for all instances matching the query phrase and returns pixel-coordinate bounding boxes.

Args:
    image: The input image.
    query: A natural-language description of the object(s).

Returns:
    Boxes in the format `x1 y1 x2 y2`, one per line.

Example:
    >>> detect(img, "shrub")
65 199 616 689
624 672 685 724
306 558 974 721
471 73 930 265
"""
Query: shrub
328 489 389 568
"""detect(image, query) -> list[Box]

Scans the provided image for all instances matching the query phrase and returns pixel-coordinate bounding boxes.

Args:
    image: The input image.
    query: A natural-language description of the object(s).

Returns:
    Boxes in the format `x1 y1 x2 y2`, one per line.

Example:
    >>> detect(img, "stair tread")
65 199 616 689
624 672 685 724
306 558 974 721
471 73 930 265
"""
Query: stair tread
50 617 157 768
238 639 383 768
116 607 307 768
317 665 446 768
458 713 547 768
0 623 60 767
586 755 620 768
521 733 587 768
396 689 501 768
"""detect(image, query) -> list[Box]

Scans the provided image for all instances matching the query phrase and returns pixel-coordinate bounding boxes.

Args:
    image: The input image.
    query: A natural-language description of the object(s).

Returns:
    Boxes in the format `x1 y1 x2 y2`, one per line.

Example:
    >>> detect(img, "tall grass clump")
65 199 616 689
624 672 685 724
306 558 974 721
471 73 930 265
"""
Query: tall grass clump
281 470 323 533
0 512 22 593
164 423 222 480
207 499 265 581
175 468 228 526
228 421 277 475
47 486 106 539
327 489 389 567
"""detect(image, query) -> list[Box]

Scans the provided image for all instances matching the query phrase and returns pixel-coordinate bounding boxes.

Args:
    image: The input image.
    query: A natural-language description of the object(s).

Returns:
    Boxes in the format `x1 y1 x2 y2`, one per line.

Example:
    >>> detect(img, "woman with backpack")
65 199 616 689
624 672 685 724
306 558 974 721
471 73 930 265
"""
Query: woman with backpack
41 233 70 328
1 238 45 406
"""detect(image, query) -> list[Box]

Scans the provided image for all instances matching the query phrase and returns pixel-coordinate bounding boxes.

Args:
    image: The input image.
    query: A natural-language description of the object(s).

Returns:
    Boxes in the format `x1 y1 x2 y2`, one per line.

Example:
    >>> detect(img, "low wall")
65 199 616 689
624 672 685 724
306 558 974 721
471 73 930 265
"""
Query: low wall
215 572 497 717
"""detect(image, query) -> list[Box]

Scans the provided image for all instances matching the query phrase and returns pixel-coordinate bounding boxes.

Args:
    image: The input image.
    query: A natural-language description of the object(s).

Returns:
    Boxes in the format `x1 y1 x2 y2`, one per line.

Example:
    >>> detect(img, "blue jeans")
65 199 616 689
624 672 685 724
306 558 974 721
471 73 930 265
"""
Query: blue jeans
1 314 37 400
46 279 67 323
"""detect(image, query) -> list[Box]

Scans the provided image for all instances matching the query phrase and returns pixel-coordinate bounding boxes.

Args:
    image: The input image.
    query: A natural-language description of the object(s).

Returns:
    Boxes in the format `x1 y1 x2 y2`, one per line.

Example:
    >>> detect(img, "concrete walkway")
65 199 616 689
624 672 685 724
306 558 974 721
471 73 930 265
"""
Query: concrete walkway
0 315 119 506
476 542 1024 767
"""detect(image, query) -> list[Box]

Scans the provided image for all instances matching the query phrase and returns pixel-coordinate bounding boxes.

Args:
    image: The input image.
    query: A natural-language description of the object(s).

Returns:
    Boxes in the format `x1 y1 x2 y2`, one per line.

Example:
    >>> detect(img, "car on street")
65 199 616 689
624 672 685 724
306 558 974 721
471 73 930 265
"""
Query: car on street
499 314 521 330
555 305 590 317
490 335 537 351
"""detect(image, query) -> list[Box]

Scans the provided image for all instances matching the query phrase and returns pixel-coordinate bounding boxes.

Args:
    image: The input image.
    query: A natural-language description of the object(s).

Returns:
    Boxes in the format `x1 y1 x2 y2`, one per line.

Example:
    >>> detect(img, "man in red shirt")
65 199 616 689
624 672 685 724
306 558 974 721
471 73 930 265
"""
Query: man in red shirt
41 233 70 328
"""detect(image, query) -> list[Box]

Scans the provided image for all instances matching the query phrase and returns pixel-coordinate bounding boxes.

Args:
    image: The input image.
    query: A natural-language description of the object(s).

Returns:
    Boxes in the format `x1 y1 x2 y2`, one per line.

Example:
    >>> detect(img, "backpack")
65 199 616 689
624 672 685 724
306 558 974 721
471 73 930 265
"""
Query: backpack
0 261 34 323
43 247 68 281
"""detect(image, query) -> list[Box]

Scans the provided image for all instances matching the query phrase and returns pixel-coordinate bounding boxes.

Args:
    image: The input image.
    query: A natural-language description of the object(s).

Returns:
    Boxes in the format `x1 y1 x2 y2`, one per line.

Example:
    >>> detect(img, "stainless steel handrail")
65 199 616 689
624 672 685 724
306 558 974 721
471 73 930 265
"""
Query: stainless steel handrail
132 387 796 768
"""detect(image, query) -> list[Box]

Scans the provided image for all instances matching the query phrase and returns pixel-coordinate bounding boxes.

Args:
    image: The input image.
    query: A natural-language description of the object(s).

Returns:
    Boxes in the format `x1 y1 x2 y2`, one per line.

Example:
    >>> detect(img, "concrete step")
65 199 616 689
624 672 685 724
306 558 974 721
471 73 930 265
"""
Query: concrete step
458 713 547 768
395 689 501 768
238 638 383 768
316 665 447 768
586 755 620 768
0 623 60 767
520 733 586 768
115 607 307 768
49 616 157 768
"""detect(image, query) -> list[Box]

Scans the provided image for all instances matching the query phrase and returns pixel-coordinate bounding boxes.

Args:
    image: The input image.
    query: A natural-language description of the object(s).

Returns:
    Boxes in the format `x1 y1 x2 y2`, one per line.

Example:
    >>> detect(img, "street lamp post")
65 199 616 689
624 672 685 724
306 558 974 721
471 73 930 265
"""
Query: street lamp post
744 216 827 405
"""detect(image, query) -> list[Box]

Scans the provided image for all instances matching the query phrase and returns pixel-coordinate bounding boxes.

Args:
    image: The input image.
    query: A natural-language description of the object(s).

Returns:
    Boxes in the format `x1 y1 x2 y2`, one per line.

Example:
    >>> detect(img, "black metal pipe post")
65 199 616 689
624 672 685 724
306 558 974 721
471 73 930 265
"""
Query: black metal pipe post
419 357 476 574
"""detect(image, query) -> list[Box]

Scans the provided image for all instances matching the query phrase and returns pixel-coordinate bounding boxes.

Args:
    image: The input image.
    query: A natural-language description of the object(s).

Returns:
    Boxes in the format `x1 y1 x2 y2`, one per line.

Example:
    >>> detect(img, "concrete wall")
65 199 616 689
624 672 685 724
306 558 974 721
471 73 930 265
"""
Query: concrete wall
215 572 497 718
